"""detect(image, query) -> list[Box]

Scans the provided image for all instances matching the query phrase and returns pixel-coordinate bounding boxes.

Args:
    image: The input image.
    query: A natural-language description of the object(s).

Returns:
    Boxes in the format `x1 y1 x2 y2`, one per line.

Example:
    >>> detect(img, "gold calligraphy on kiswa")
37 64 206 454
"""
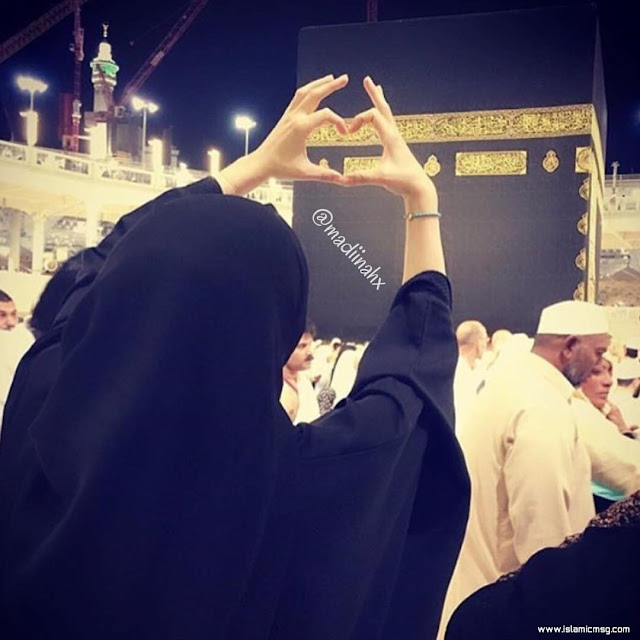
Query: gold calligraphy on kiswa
307 104 593 147
455 151 527 176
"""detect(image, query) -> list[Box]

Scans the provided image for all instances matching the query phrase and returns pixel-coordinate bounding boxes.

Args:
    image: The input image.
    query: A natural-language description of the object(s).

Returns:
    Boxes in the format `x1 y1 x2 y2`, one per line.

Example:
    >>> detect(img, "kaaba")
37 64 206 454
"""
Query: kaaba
294 5 605 339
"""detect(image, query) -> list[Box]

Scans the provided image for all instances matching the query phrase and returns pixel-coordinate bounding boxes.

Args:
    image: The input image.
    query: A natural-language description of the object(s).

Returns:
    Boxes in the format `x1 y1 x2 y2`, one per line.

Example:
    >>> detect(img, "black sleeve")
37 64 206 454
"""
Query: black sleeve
298 270 456 457
277 272 469 640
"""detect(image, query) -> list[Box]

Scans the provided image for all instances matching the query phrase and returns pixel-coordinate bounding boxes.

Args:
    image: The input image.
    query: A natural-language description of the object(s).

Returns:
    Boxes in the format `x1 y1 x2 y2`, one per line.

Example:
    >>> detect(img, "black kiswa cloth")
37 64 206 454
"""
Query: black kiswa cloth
0 181 469 639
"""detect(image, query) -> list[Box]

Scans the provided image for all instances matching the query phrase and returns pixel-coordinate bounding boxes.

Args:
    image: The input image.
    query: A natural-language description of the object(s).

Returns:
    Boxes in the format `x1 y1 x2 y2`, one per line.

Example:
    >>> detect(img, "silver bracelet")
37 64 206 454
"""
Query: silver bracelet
404 211 442 221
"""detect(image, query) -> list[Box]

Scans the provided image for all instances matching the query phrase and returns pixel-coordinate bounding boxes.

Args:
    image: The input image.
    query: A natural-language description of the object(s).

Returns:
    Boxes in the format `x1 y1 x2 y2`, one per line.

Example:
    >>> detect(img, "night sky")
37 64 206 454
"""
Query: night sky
1 0 638 172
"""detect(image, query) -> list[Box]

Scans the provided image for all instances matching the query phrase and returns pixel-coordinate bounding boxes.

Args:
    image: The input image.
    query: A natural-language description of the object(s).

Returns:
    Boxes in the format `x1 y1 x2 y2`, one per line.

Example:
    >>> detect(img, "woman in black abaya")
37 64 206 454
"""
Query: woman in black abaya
0 75 469 640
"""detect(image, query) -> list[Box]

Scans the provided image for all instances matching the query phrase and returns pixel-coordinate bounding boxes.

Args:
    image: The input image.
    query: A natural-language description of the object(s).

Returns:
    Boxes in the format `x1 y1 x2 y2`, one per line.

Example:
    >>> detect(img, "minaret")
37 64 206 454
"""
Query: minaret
90 24 119 113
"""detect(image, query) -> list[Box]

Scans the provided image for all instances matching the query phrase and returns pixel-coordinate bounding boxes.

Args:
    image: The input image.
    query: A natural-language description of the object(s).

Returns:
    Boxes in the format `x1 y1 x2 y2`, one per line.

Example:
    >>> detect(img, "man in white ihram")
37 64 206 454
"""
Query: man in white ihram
453 320 488 433
438 300 610 638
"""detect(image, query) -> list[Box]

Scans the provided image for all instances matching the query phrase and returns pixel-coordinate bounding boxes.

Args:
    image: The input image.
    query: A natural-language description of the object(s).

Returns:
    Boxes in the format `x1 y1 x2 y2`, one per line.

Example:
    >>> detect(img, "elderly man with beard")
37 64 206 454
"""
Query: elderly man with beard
438 300 610 639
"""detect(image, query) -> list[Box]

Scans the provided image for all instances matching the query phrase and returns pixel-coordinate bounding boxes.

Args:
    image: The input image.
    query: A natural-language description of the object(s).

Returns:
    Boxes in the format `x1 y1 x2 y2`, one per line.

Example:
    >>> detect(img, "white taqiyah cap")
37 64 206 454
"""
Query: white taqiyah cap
536 300 609 336
615 358 640 381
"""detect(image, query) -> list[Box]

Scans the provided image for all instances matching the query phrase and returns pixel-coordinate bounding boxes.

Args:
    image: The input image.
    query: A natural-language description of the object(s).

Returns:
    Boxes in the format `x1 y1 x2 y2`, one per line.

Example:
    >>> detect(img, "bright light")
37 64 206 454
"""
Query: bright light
132 96 158 113
234 115 256 131
16 76 47 145
20 110 38 146
16 75 48 96
149 138 163 172
234 115 257 156
208 148 221 175
133 97 159 167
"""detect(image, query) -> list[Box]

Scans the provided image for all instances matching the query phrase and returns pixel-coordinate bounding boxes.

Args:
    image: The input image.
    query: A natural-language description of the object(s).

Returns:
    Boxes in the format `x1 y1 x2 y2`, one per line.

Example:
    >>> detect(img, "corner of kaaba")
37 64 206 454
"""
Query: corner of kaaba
294 4 605 340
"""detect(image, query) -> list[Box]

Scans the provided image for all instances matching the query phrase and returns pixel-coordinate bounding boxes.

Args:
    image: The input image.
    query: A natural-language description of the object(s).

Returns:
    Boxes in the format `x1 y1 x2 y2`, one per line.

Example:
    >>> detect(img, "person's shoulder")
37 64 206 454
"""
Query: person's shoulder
477 353 534 401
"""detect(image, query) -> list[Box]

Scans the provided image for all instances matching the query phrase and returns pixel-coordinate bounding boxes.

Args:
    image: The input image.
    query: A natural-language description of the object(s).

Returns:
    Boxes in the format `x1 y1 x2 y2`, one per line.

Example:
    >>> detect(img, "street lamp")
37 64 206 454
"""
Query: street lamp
132 96 159 166
17 76 48 111
234 115 256 156
16 75 48 146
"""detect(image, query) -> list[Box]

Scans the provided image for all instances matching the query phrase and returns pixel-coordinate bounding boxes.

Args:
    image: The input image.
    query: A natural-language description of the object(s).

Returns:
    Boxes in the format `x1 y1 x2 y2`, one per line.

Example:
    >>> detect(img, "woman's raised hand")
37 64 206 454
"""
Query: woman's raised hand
218 73 438 210
344 76 437 210
218 74 350 195
255 74 350 182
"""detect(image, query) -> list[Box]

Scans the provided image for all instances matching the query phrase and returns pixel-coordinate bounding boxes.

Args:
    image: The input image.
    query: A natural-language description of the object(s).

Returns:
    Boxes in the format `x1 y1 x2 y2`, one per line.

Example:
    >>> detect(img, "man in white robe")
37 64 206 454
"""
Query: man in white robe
453 320 488 433
280 326 320 425
438 300 610 639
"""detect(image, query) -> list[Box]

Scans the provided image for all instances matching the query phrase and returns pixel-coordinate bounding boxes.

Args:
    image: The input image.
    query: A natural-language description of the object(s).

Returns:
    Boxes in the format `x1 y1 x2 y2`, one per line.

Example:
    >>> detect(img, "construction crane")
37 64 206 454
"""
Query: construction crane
0 0 88 64
119 0 208 107
1 0 208 156
69 0 85 151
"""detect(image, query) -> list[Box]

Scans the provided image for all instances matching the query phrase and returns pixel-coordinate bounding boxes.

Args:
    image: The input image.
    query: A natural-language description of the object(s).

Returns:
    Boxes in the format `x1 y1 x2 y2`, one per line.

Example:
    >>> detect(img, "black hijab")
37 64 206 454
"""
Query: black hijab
0 192 307 638
0 179 470 640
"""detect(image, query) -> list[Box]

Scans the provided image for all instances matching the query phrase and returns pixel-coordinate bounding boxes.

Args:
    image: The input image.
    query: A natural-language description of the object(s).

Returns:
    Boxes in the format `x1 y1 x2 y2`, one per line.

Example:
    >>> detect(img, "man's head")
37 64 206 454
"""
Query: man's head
490 329 513 355
0 290 17 331
533 300 610 386
284 320 317 374
456 320 489 364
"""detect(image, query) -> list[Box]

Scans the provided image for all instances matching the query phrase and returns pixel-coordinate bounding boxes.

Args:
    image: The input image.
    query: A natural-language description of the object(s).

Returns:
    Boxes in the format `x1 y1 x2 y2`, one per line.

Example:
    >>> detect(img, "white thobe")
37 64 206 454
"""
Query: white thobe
453 357 483 433
294 373 320 425
609 389 640 431
572 391 640 496
438 352 594 639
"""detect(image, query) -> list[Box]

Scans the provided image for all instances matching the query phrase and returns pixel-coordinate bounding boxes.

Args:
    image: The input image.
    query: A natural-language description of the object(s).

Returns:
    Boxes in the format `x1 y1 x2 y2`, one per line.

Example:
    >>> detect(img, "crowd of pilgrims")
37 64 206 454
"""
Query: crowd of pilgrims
279 313 640 638
0 73 638 639
2 282 640 637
